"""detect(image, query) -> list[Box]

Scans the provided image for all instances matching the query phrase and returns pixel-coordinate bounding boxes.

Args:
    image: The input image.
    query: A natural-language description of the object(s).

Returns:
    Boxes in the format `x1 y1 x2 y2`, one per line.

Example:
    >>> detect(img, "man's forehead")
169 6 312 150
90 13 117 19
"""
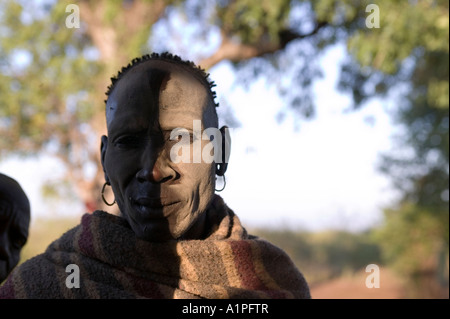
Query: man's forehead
106 60 211 126
122 60 202 85
109 60 209 104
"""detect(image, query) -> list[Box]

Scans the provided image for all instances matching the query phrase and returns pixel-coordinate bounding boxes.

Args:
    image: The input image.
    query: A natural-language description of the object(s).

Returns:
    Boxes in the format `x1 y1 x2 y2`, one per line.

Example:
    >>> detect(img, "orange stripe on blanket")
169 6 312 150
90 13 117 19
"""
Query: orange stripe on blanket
229 241 268 290
214 241 241 288
249 242 281 290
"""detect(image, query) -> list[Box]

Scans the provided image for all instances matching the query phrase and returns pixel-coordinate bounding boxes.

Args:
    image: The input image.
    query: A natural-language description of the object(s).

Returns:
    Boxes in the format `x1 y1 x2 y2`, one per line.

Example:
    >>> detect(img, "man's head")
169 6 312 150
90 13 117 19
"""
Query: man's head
101 53 229 242
0 173 30 282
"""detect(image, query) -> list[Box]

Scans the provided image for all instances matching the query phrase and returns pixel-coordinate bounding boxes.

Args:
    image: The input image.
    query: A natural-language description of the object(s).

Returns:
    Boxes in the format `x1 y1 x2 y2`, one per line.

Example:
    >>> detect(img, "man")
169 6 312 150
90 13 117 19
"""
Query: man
101 53 221 242
0 53 310 298
0 173 30 283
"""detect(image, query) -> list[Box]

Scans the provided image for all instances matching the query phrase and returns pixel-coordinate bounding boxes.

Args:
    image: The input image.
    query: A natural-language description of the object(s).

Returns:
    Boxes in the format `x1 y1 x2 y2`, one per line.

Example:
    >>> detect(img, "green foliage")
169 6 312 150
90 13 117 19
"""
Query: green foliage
321 1 449 290
374 203 449 298
365 2 449 290
374 203 448 276
252 228 382 284
338 0 449 106
0 0 100 156
216 0 292 45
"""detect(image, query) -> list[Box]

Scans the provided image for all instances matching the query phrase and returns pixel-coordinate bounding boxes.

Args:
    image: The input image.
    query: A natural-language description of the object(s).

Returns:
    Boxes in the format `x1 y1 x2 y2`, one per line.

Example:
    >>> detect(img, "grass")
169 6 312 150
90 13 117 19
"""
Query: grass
20 215 81 264
251 228 383 285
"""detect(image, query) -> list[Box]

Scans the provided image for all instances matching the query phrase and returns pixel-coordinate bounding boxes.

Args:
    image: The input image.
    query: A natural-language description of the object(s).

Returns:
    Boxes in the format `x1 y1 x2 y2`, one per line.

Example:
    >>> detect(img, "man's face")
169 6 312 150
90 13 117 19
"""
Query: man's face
101 61 217 241
0 198 30 282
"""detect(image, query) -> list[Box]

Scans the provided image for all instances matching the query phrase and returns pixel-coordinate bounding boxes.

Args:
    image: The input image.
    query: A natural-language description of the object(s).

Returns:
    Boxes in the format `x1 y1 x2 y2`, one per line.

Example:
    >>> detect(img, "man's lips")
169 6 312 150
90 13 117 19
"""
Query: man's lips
129 197 180 209
129 198 181 221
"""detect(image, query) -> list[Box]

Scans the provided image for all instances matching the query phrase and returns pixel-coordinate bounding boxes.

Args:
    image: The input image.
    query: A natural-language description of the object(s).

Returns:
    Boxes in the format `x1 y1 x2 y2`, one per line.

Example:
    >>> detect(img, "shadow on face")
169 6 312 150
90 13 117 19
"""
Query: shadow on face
101 60 220 242
0 173 30 282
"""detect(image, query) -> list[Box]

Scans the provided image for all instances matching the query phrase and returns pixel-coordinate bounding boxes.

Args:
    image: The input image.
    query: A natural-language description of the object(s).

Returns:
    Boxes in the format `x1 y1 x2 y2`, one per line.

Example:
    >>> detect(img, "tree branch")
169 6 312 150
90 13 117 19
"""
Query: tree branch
79 0 167 63
198 22 328 70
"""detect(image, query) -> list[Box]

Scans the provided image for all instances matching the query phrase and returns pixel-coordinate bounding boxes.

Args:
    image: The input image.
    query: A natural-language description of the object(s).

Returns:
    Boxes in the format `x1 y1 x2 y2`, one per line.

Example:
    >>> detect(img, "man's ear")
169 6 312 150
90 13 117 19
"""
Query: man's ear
216 126 231 176
100 135 110 184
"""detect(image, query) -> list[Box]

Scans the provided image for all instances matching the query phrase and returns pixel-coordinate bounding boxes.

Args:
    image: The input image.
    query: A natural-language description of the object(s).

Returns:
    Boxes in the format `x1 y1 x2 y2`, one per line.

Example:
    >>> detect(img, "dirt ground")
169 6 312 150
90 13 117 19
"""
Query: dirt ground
310 267 407 299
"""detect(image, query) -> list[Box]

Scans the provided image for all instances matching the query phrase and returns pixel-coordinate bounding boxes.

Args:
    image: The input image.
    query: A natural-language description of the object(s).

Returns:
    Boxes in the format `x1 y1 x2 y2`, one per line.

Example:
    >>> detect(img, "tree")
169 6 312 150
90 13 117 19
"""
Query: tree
0 2 448 294
346 0 448 297
0 0 340 210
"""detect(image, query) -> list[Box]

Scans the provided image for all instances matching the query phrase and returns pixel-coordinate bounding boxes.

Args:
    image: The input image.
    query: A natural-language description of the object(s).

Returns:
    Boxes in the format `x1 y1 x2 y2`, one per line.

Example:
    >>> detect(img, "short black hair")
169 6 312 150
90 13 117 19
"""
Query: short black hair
104 52 219 108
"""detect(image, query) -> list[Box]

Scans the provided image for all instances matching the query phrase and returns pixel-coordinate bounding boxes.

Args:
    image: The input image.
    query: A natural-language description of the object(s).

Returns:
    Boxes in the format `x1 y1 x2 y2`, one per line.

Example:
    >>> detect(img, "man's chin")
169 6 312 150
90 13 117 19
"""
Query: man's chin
129 218 175 242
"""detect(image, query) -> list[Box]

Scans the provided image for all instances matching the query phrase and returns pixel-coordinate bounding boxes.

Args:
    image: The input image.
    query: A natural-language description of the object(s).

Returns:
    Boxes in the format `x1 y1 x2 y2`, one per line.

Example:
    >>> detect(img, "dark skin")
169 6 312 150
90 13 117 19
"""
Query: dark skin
101 60 229 242
0 173 30 282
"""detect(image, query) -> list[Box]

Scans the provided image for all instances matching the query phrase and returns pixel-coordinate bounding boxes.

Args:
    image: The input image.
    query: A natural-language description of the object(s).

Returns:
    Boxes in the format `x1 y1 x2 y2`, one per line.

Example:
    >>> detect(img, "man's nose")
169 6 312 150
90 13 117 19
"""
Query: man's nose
136 146 174 183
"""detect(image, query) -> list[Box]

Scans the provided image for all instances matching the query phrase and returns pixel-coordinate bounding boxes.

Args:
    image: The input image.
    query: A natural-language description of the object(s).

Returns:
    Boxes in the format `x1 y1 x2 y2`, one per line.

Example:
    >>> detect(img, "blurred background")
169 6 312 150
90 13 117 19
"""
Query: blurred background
0 0 448 298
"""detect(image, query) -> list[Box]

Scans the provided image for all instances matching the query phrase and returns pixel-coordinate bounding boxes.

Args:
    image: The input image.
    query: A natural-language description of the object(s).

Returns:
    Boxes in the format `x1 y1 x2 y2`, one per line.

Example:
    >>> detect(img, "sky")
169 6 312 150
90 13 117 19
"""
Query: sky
209 44 400 231
0 43 401 232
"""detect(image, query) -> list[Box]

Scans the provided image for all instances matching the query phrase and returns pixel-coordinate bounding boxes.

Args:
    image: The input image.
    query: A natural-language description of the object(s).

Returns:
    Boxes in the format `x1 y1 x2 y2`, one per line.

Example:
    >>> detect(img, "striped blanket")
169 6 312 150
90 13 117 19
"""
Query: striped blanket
0 196 310 299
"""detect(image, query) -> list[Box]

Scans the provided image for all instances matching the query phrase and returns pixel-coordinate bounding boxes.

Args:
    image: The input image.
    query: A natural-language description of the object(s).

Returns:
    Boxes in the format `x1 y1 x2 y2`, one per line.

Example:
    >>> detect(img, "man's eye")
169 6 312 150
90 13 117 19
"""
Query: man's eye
10 233 26 249
114 135 145 148
169 131 195 144
179 134 195 144
174 134 190 142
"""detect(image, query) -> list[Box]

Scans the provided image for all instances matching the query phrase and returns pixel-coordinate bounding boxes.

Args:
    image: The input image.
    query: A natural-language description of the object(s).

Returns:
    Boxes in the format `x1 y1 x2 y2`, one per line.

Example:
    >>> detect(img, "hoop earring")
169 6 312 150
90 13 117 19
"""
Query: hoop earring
215 174 226 192
101 182 116 206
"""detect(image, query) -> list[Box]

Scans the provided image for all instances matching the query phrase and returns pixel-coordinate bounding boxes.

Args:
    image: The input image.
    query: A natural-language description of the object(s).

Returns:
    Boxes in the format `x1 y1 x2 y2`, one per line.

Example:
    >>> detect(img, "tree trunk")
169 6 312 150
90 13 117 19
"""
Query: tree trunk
71 0 168 213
